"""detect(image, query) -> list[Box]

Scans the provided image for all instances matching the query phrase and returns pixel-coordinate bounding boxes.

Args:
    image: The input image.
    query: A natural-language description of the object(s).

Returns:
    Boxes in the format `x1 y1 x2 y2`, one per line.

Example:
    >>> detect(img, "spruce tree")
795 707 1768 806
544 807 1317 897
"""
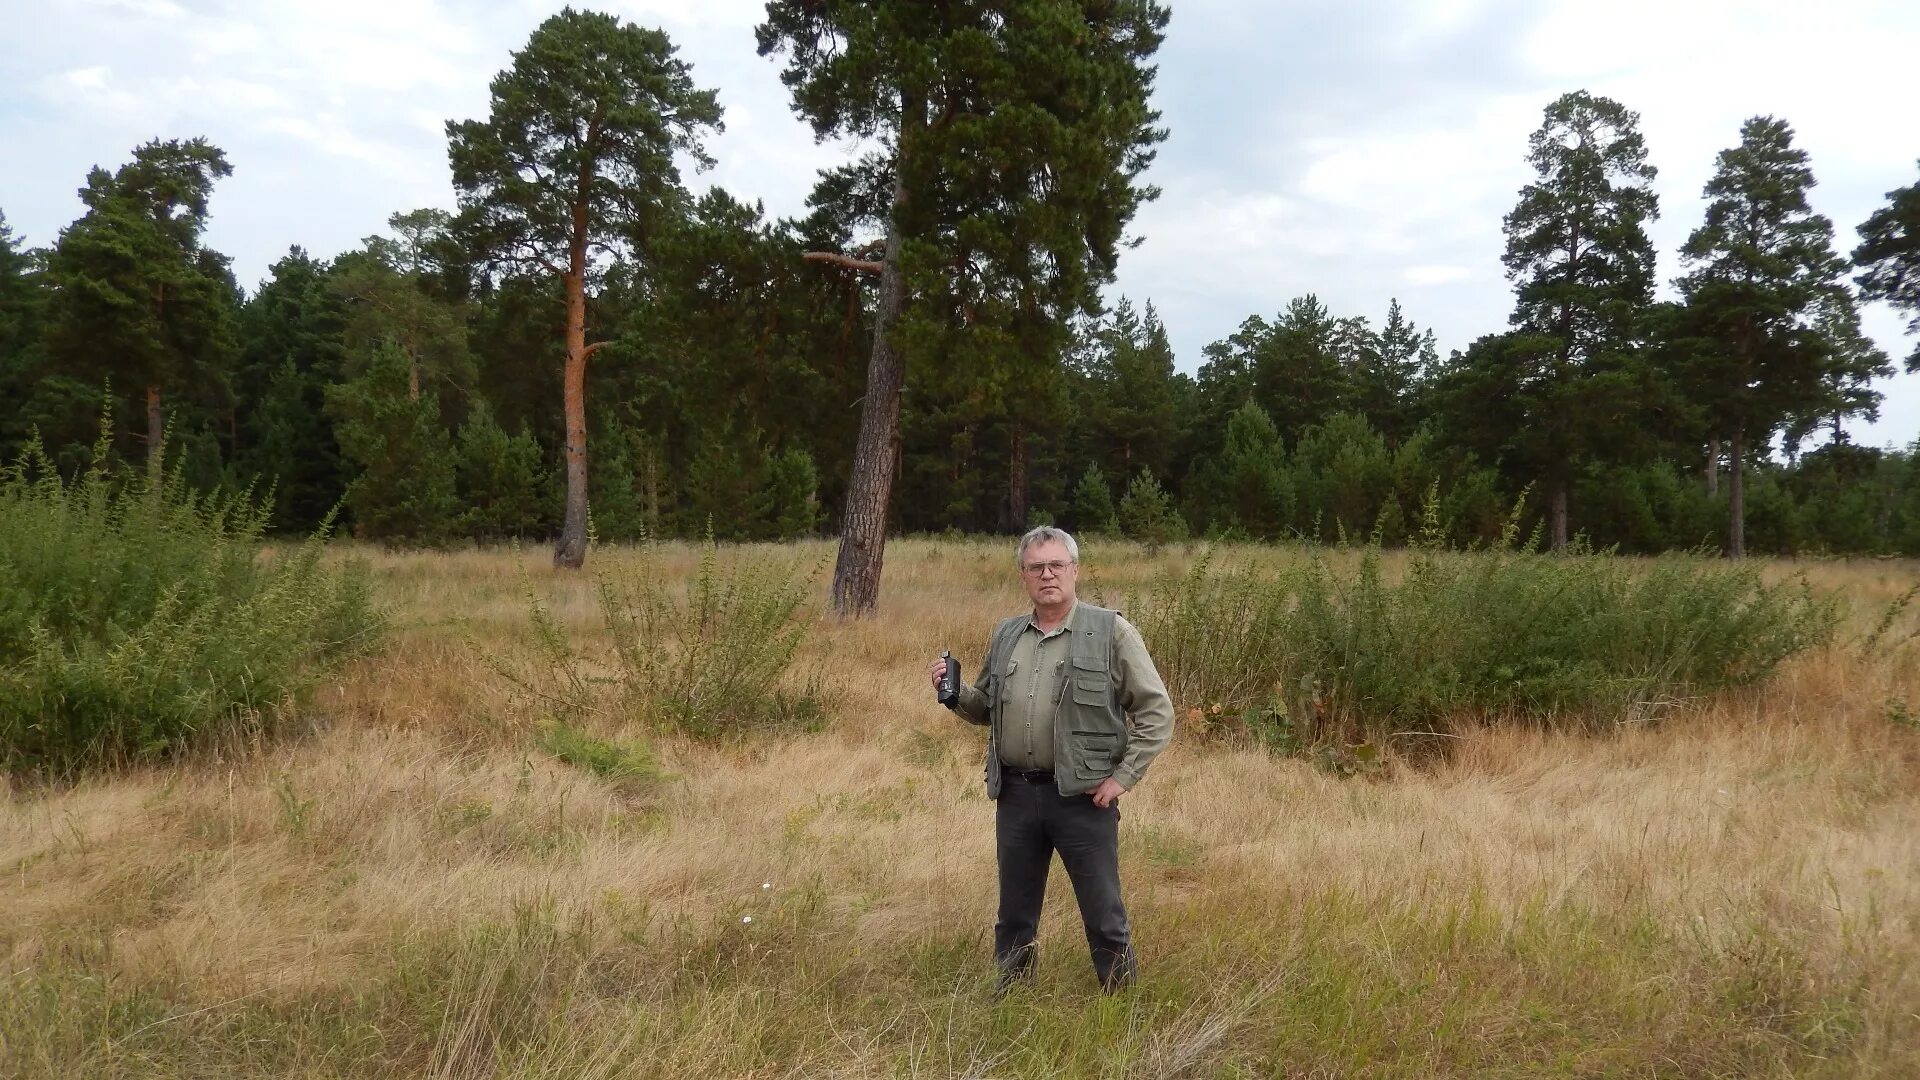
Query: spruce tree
758 0 1169 615
448 8 722 569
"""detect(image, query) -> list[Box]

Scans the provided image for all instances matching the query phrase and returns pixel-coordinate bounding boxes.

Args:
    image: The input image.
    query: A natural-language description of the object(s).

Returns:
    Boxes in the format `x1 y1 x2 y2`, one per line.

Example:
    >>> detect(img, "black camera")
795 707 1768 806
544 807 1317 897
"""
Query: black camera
937 649 962 709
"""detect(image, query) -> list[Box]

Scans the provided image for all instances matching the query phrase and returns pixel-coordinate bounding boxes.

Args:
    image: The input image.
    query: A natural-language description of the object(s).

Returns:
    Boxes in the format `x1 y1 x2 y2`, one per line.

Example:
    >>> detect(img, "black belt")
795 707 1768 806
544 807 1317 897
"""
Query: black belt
1004 768 1054 784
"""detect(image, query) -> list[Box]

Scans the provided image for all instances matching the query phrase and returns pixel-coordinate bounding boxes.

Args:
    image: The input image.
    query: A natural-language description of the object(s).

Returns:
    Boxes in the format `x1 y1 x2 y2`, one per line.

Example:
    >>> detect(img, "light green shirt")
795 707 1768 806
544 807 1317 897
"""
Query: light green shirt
955 603 1174 789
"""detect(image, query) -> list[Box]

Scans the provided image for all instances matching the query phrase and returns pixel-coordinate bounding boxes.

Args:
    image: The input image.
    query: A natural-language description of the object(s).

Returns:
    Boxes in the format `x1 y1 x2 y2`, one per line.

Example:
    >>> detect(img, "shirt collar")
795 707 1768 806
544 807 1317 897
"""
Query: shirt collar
1026 599 1079 638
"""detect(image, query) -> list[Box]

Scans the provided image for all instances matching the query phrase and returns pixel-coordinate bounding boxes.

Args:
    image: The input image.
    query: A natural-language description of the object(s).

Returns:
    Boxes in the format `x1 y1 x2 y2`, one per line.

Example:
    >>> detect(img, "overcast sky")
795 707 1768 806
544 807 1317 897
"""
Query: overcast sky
4 0 1917 448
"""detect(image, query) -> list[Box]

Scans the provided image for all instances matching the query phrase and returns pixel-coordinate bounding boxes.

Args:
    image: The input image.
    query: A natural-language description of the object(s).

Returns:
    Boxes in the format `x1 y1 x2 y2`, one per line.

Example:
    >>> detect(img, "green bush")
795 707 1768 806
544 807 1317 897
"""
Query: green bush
1133 535 1840 747
509 535 824 738
0 433 382 774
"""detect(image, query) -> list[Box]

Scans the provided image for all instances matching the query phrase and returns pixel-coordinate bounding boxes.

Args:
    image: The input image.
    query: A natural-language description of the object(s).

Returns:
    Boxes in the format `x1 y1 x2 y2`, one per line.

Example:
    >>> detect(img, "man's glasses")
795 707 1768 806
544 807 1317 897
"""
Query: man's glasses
1021 560 1075 578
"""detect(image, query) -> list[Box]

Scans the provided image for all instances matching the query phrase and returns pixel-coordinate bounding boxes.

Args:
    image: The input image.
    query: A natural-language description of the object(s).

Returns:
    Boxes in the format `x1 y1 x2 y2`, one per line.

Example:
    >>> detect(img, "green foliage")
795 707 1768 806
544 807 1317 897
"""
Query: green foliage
1134 542 1840 747
1118 468 1187 553
325 341 460 545
1070 462 1118 536
1853 158 1920 370
764 448 824 539
41 139 240 467
0 429 381 774
1190 400 1291 539
456 404 555 540
511 538 824 738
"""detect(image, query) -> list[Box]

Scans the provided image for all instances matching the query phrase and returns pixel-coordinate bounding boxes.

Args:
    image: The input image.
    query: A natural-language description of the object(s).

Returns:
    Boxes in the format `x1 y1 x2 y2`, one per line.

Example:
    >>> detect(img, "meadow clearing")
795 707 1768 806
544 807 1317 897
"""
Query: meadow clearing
3 539 1919 1078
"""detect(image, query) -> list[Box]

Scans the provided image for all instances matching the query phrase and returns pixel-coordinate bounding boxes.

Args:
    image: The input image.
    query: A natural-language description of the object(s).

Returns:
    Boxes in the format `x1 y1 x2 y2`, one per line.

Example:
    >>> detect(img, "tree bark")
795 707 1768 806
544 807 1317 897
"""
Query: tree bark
1548 477 1569 552
1727 429 1745 559
553 200 593 569
1705 438 1719 497
145 384 164 479
1008 420 1028 532
830 166 911 617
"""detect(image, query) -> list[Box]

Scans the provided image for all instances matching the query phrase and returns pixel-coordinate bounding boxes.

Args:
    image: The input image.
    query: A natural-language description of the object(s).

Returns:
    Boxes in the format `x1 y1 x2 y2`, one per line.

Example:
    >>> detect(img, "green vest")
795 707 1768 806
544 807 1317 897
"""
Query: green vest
981 603 1127 799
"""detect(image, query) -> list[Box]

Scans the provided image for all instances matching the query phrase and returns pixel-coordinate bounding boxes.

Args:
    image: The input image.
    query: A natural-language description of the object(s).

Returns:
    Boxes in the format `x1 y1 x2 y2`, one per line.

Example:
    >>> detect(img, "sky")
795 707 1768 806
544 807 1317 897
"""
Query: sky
4 0 1917 449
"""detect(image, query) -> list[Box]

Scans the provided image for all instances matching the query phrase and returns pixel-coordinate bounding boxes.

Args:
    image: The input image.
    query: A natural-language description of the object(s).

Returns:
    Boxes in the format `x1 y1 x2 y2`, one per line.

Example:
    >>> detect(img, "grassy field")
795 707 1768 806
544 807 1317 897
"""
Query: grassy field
3 538 1919 1078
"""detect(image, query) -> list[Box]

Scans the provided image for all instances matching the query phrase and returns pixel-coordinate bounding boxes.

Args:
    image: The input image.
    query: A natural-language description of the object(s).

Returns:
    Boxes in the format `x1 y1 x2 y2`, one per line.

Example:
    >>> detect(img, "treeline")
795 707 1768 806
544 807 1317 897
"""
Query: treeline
2 10 1918 559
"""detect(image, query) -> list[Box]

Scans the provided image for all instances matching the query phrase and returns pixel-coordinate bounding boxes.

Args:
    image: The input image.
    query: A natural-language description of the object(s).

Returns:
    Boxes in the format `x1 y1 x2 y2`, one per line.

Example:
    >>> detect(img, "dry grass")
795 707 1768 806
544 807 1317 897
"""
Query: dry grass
3 538 1919 1078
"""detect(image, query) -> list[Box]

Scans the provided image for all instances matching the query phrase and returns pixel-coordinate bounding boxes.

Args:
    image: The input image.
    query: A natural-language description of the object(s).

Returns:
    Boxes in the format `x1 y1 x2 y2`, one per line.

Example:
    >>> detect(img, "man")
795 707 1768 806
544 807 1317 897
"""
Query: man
927 526 1174 992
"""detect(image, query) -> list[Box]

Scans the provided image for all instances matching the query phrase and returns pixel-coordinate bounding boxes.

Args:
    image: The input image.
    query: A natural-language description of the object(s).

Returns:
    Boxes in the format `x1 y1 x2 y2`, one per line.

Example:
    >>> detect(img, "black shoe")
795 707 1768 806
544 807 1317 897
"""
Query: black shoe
992 966 1034 999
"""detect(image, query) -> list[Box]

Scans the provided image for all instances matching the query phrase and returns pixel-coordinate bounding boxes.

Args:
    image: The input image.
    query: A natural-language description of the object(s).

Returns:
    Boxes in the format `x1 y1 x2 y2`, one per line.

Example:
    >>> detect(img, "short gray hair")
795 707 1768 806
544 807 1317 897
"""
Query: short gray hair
1016 526 1079 567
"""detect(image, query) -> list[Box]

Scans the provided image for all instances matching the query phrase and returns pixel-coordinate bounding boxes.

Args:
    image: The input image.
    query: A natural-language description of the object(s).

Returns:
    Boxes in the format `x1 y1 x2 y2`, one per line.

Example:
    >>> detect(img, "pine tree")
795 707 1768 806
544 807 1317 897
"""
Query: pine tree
43 139 239 474
325 341 460 544
1118 468 1187 553
1853 160 1920 371
448 8 722 569
0 210 52 462
1071 462 1119 536
456 403 555 540
1191 400 1291 538
1499 91 1661 550
765 448 824 539
1676 116 1863 557
232 247 350 532
758 0 1169 615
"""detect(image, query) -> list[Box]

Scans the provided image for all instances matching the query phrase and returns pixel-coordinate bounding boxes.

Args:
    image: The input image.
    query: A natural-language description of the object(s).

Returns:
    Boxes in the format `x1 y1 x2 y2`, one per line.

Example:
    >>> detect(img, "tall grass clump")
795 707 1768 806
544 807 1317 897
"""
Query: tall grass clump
1136 533 1841 746
508 534 824 738
0 432 382 774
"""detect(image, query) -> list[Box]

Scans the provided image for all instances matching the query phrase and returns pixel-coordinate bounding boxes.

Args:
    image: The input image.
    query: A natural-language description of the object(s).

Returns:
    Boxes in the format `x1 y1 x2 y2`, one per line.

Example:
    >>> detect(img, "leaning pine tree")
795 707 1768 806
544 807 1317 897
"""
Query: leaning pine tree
447 8 721 568
758 0 1169 616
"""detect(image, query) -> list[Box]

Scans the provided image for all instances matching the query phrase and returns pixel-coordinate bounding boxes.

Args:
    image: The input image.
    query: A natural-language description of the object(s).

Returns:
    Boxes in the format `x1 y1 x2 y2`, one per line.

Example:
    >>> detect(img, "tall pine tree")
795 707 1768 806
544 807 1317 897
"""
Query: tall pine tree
448 8 722 568
43 139 239 475
758 0 1169 615
1499 91 1660 550
1676 116 1864 557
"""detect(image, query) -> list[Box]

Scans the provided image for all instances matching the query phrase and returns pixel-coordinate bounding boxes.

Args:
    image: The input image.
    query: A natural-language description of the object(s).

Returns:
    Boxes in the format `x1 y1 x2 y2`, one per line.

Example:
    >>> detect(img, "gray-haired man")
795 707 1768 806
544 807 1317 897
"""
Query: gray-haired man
927 526 1175 992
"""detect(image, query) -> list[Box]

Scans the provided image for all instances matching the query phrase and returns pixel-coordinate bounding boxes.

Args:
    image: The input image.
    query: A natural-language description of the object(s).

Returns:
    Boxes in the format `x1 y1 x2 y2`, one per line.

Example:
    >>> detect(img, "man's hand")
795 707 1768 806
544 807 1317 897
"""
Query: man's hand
927 656 949 691
1089 777 1126 809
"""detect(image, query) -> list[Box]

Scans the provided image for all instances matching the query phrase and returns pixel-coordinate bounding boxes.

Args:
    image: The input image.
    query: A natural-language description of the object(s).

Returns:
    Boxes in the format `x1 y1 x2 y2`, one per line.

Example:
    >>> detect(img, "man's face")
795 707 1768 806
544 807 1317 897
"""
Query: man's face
1020 539 1079 609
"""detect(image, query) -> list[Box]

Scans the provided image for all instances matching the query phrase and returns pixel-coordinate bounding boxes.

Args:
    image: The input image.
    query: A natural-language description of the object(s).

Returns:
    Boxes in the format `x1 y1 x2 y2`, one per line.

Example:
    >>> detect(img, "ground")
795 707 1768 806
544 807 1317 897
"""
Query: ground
3 539 1918 1078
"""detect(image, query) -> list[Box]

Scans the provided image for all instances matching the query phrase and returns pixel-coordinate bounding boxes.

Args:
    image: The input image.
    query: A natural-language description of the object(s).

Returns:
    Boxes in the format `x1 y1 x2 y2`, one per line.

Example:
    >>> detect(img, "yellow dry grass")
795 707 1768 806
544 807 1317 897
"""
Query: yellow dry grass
3 538 1919 1078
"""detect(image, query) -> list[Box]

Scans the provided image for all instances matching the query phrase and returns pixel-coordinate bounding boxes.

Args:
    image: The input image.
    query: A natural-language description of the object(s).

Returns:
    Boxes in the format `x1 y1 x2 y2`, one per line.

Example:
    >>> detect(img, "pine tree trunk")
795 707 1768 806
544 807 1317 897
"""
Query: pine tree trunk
553 224 592 569
407 348 422 403
1548 477 1569 552
1007 422 1029 533
1705 439 1719 497
1727 430 1745 559
830 169 910 617
146 384 164 479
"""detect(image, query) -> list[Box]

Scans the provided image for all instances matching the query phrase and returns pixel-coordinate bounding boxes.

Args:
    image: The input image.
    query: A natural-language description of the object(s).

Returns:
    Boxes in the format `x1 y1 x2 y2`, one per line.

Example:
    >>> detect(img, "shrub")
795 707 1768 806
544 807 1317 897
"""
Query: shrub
508 535 824 738
0 431 382 774
1133 537 1840 748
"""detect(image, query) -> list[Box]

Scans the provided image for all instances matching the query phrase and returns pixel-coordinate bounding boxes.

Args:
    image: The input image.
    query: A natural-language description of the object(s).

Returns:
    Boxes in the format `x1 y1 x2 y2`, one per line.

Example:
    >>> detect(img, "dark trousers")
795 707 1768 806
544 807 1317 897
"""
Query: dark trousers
993 772 1137 989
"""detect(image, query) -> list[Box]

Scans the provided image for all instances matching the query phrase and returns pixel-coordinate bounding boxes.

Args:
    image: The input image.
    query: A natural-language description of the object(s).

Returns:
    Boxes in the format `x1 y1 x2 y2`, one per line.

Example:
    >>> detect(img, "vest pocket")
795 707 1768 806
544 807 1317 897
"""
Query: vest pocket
1070 676 1108 706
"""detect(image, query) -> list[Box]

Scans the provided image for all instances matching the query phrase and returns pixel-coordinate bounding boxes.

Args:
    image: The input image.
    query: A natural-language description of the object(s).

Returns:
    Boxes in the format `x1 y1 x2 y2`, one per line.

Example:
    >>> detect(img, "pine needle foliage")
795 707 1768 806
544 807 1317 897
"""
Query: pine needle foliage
1135 503 1840 746
0 423 381 774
